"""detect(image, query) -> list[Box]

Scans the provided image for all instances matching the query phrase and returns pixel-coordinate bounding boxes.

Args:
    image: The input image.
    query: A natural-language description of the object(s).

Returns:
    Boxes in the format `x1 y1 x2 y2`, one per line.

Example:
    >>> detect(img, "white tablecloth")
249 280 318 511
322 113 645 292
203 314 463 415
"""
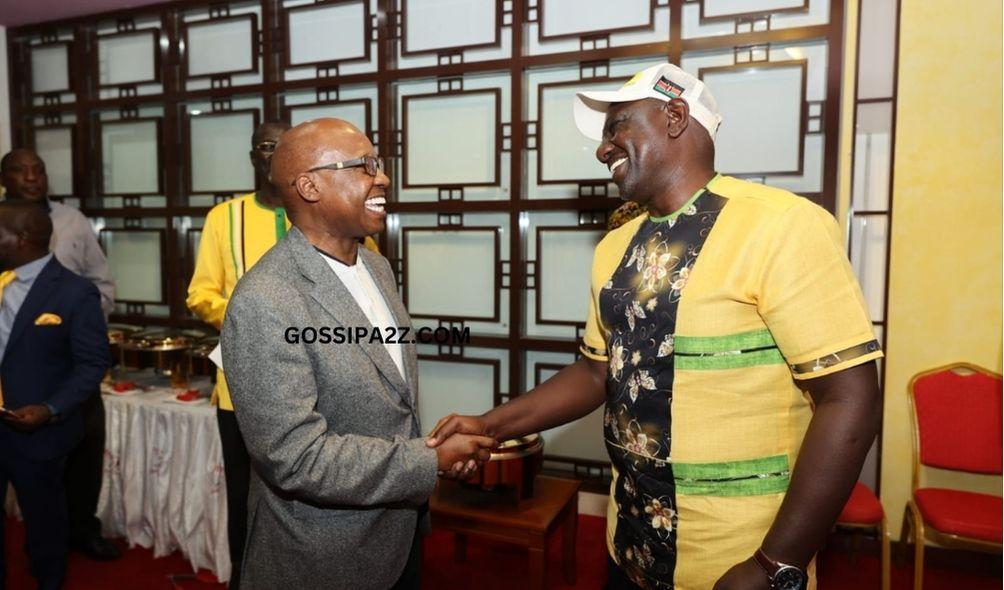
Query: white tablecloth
97 371 229 582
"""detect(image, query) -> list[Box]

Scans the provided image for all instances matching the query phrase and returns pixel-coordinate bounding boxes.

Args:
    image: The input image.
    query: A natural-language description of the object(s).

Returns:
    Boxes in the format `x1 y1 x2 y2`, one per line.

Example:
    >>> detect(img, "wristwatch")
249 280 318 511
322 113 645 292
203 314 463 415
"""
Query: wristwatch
753 548 807 590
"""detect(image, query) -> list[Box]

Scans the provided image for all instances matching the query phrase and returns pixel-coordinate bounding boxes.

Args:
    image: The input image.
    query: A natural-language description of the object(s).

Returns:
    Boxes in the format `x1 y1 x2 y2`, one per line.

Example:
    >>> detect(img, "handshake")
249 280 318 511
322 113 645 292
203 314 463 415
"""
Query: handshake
425 414 498 479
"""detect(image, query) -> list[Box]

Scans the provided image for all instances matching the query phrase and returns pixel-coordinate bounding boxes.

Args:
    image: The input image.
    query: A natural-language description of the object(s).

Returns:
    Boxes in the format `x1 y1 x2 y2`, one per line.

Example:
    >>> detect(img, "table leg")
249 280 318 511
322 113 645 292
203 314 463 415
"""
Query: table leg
529 533 547 590
453 532 467 563
562 501 578 584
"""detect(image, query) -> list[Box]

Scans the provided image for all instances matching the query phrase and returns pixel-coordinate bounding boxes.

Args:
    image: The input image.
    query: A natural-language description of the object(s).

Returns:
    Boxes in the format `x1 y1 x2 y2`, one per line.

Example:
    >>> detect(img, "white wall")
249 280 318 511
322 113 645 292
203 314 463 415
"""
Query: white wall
0 26 11 156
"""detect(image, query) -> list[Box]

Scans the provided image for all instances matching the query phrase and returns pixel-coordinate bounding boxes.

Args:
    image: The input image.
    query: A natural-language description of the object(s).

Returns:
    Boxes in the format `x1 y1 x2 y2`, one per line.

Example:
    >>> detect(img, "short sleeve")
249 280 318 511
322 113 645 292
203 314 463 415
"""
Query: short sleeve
758 200 882 380
580 280 608 361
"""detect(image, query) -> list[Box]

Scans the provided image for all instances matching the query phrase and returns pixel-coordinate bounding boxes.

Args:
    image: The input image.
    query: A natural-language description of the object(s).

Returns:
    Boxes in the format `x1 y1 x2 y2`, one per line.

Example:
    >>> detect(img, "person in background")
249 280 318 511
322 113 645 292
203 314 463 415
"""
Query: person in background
0 149 115 315
1 148 120 562
187 120 381 587
186 120 289 588
0 200 109 589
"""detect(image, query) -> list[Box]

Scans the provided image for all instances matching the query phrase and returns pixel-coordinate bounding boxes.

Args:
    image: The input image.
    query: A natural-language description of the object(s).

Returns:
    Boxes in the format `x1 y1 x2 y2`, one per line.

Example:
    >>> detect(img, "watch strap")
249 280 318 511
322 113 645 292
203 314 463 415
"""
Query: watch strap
753 548 806 589
753 548 778 580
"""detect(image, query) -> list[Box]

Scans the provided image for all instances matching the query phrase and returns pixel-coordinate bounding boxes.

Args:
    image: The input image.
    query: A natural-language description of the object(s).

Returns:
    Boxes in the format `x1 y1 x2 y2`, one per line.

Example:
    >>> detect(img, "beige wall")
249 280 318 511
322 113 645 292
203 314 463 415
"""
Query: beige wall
881 0 1003 540
835 0 858 233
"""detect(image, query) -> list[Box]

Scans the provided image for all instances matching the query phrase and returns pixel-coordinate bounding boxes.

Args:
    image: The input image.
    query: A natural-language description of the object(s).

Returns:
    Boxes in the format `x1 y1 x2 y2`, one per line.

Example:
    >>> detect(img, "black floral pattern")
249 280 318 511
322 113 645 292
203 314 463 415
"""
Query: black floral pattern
601 190 727 588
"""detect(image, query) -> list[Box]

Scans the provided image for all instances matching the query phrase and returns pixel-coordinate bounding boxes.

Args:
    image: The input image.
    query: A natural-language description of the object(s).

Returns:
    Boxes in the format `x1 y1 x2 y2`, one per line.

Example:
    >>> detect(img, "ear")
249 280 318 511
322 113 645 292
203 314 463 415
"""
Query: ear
294 173 321 204
662 98 691 139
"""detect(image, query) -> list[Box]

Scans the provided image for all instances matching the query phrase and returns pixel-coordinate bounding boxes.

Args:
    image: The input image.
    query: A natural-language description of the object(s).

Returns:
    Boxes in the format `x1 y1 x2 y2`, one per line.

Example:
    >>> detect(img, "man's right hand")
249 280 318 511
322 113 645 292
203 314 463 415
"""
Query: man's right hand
434 432 496 479
426 413 492 448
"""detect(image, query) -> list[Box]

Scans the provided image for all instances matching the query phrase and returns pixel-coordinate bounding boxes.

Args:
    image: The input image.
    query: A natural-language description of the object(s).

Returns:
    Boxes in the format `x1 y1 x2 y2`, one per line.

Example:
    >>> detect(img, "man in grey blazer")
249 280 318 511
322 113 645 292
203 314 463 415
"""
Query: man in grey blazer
221 119 496 590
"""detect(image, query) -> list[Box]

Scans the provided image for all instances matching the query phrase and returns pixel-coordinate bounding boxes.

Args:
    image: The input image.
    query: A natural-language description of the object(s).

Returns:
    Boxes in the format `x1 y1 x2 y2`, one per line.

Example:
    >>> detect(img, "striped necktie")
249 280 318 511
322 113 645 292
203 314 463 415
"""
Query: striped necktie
0 270 17 407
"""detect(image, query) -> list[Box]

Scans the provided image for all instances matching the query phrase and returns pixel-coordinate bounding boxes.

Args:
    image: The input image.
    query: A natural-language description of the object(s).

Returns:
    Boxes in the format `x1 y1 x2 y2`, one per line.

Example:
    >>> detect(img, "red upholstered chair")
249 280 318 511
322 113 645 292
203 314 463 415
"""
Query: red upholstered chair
836 482 889 590
901 363 1003 590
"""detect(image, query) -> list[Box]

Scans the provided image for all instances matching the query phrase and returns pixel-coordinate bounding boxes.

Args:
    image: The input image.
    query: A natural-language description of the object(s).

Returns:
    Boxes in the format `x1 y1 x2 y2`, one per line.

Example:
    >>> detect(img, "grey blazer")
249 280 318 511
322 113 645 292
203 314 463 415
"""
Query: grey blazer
221 227 437 590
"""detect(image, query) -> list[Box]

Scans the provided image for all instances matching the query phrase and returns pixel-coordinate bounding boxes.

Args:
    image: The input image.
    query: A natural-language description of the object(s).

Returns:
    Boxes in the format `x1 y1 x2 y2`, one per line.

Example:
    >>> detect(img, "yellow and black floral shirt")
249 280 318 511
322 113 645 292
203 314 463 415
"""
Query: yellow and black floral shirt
581 174 881 590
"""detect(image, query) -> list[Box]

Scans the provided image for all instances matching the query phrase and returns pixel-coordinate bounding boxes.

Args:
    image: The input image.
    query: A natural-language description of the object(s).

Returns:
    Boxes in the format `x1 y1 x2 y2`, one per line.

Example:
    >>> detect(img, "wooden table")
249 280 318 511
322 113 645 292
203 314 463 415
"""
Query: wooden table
429 476 581 590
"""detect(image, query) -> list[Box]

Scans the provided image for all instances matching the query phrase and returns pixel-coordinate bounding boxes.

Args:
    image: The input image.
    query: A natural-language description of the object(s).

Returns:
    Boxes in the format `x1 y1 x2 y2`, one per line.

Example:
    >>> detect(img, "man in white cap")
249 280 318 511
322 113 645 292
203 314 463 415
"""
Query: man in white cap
428 63 882 590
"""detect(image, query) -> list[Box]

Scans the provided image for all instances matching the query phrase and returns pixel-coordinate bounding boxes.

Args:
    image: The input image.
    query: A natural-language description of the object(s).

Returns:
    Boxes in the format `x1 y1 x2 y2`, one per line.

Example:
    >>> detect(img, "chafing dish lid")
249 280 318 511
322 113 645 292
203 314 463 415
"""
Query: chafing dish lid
122 329 191 351
489 433 543 461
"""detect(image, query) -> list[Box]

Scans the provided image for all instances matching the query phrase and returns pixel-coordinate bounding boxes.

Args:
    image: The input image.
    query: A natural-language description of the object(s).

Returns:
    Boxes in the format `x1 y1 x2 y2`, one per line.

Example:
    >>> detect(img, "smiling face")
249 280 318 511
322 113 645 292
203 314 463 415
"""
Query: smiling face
594 99 678 207
272 119 390 241
309 133 389 238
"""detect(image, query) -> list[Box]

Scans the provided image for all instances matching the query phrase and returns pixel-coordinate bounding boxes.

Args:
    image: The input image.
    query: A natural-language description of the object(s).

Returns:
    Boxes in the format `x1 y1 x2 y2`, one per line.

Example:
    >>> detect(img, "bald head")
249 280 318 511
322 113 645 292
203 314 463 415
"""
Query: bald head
270 118 369 192
270 118 376 219
0 199 52 270
269 118 389 248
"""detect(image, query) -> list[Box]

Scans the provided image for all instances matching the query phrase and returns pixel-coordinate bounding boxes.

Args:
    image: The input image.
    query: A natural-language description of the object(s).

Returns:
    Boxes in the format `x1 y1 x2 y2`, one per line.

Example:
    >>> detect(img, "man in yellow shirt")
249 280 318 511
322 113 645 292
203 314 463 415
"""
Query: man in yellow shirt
428 64 881 590
187 120 381 588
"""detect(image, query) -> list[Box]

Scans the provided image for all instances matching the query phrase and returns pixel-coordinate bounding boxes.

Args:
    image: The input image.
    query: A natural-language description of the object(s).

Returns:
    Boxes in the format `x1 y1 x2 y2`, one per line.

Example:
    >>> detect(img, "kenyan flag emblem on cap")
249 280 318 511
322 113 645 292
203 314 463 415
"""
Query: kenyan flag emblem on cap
653 76 685 99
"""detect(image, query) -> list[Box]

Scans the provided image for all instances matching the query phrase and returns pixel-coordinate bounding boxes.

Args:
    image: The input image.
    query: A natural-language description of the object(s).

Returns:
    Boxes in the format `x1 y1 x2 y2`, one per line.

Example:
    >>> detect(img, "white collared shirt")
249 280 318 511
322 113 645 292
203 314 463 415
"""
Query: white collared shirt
318 251 405 381
48 201 116 316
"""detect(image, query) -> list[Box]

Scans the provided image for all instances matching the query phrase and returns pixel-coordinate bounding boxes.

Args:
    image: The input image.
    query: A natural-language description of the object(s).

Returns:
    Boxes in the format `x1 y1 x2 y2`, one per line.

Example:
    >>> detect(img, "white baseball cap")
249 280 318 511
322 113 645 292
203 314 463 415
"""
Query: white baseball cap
573 62 723 142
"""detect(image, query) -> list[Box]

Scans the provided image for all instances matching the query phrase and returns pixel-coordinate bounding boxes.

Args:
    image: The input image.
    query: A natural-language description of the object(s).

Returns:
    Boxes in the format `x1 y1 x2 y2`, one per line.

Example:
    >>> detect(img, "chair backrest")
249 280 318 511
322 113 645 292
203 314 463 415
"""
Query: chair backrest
908 363 1003 488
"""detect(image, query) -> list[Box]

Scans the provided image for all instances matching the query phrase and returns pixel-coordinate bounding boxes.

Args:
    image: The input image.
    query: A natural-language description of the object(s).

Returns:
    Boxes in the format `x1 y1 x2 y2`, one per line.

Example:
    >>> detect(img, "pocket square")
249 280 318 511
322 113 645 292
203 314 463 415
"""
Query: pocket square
34 313 62 326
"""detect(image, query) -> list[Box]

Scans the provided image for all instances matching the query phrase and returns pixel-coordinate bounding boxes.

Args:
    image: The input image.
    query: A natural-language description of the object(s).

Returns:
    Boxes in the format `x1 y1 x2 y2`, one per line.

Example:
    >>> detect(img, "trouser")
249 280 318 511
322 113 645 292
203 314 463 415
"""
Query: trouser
606 556 646 590
217 408 251 590
389 527 422 590
0 453 69 590
66 392 105 544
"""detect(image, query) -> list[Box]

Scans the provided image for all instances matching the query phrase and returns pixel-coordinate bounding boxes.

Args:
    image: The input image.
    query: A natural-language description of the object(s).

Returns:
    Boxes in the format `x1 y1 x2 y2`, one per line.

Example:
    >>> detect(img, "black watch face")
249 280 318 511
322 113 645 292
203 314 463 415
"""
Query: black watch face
774 567 807 590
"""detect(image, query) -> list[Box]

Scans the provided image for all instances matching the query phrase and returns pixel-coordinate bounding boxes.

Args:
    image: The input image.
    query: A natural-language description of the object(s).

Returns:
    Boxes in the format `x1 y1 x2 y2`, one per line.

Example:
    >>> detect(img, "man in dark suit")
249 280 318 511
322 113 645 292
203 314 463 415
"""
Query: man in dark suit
0 200 109 590
2 148 120 561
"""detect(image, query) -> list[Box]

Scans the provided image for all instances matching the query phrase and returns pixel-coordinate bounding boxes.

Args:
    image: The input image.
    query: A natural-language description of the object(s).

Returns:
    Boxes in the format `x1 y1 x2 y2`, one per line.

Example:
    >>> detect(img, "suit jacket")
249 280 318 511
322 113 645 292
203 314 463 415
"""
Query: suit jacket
0 257 109 461
221 227 437 590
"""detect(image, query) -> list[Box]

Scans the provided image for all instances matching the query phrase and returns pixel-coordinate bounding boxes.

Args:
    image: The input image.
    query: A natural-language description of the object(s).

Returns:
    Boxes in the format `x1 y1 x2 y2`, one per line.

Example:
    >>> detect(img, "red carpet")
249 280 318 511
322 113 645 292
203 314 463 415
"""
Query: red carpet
3 518 224 590
3 516 999 589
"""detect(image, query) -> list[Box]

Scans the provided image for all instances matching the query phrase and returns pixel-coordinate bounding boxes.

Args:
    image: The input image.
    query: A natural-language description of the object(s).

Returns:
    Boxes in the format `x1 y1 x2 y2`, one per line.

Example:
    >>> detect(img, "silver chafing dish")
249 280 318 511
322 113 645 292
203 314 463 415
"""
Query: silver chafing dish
122 330 191 352
106 324 143 382
186 334 219 378
107 323 142 346
119 328 199 388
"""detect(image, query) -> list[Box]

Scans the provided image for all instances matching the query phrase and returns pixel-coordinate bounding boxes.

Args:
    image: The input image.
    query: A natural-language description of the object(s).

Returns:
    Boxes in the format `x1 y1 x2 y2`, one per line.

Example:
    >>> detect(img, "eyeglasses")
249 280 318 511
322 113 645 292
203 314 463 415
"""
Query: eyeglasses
254 141 278 154
302 156 385 180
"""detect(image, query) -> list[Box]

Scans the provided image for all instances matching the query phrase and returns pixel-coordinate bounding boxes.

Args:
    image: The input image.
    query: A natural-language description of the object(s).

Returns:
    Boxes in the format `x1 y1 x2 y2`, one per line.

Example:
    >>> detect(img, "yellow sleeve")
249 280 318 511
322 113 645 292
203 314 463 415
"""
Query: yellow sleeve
362 235 380 254
186 209 229 330
580 280 608 361
580 239 614 362
757 200 882 380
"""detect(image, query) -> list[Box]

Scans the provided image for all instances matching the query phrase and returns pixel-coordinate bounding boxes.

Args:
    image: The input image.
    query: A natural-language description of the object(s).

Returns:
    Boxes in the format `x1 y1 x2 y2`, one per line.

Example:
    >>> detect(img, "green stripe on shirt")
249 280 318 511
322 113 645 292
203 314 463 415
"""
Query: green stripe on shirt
675 347 785 370
674 329 785 370
274 207 287 240
674 455 790 496
227 201 240 281
674 328 777 354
